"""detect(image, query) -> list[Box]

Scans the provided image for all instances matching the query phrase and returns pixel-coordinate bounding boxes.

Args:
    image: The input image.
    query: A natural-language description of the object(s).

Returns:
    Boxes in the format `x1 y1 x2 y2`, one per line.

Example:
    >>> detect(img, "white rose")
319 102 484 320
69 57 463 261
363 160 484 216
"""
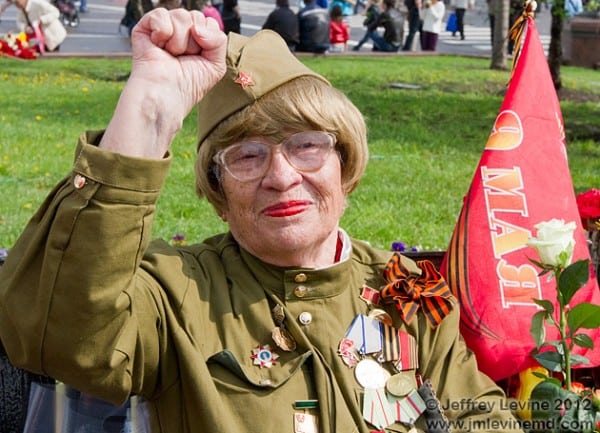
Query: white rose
527 219 577 267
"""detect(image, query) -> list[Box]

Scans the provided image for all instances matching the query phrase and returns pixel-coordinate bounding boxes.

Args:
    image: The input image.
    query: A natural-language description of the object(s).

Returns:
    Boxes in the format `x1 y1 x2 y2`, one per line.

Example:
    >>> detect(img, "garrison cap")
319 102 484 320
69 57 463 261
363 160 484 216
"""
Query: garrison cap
197 30 330 147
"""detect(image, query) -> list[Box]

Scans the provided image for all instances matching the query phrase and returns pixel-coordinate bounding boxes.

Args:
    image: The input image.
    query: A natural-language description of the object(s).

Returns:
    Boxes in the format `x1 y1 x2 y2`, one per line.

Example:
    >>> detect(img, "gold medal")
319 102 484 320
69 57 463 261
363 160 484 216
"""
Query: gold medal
271 304 297 352
272 304 285 323
368 308 393 327
272 326 297 352
386 373 415 397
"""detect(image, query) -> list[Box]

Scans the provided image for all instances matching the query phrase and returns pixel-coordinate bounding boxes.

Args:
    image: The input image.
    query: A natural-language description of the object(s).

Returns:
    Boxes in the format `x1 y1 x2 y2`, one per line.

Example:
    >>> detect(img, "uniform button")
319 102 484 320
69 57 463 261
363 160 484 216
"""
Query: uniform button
259 379 272 386
298 311 312 325
294 285 308 298
294 273 308 283
73 174 86 189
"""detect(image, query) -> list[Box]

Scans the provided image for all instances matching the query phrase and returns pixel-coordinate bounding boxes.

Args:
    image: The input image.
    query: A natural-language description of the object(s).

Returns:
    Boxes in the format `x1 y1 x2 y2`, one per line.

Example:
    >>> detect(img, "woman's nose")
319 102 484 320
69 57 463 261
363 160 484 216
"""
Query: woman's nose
261 149 303 189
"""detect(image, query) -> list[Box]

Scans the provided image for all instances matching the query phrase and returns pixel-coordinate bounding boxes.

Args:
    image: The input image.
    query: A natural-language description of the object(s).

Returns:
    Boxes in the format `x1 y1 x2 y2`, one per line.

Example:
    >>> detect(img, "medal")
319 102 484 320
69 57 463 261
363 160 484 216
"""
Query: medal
272 326 296 352
354 359 390 389
360 285 381 306
362 388 395 429
338 337 360 367
271 304 297 352
293 413 318 433
251 344 279 368
294 400 319 433
368 308 393 326
386 373 415 397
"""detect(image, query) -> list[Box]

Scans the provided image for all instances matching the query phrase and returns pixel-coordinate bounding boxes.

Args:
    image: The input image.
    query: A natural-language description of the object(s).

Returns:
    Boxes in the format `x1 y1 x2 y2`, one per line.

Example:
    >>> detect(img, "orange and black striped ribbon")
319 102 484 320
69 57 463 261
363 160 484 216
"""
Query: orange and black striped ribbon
508 0 537 76
380 252 454 329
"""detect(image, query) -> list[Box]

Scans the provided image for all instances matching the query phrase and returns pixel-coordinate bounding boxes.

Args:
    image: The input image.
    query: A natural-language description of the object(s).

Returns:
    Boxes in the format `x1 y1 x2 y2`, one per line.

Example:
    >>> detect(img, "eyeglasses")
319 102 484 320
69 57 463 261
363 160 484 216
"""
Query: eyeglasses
212 131 337 182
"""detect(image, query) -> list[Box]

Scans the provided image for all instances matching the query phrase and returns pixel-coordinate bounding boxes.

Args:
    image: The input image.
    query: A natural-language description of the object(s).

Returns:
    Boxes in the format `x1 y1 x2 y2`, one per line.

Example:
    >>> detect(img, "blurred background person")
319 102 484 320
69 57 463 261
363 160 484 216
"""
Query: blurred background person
402 0 421 51
328 2 349 52
353 0 403 52
297 0 329 52
221 0 240 33
351 0 380 51
420 0 444 51
11 0 67 52
262 0 299 50
565 0 583 16
329 0 355 19
120 0 153 36
201 0 224 30
449 0 474 40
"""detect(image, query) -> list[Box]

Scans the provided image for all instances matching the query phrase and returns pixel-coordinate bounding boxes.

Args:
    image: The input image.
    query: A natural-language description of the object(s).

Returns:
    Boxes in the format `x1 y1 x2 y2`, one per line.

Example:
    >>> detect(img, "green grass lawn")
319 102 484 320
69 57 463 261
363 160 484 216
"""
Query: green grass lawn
1 55 599 251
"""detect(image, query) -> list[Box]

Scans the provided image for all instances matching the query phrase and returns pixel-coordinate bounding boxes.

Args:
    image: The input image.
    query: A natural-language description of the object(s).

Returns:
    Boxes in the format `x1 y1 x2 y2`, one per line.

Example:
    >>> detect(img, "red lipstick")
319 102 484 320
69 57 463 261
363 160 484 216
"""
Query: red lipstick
263 201 311 217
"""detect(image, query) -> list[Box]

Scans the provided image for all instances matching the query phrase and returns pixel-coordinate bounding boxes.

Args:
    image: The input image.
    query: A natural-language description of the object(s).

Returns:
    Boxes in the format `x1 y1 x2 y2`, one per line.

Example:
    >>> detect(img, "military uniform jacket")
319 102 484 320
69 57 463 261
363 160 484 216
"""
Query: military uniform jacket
0 133 522 433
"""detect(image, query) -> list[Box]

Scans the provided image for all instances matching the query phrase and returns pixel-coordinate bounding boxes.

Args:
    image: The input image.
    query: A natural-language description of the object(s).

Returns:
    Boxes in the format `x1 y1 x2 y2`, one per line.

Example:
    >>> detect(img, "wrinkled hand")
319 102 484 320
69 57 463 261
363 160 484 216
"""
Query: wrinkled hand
131 8 227 117
100 9 227 158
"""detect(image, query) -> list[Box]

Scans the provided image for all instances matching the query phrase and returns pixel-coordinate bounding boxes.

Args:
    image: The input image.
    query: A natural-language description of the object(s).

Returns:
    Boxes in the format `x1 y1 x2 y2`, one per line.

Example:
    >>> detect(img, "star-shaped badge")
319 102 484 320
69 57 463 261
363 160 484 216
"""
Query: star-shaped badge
251 344 279 368
235 71 255 89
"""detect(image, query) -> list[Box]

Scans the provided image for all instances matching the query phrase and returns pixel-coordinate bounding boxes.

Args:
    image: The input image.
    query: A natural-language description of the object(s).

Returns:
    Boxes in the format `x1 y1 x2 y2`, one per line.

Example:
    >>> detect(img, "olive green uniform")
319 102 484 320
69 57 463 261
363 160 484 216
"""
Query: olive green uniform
0 133 523 433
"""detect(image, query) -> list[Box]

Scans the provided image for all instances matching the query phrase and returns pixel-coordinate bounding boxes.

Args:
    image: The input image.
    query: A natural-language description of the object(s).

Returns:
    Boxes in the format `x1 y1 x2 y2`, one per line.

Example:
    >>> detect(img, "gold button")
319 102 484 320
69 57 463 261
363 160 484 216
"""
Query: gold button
73 174 86 189
294 285 308 298
294 273 308 283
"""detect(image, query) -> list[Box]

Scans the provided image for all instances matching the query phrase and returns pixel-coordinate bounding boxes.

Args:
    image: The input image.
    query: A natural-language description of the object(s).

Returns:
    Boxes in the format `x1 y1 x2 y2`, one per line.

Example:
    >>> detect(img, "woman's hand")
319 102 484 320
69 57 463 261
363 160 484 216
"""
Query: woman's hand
100 8 227 159
131 8 227 116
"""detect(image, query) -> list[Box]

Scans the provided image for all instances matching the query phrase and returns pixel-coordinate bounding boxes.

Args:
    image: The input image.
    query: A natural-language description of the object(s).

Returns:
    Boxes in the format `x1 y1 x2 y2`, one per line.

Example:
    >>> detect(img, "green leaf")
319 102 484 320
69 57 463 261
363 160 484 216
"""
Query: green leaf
534 351 564 372
572 333 594 349
530 381 568 421
569 353 590 366
533 298 555 315
567 302 600 331
559 259 590 305
531 310 547 348
529 257 546 269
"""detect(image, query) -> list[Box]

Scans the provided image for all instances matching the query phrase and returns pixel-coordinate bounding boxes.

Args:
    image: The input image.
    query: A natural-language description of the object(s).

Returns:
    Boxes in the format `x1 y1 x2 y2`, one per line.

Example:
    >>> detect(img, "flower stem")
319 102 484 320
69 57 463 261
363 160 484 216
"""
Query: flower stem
555 267 572 391
560 306 572 391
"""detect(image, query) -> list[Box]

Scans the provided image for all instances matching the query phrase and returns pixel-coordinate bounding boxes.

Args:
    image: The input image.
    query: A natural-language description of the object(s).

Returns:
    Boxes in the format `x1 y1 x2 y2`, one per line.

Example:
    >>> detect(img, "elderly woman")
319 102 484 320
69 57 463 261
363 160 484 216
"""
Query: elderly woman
10 0 67 52
0 9 523 433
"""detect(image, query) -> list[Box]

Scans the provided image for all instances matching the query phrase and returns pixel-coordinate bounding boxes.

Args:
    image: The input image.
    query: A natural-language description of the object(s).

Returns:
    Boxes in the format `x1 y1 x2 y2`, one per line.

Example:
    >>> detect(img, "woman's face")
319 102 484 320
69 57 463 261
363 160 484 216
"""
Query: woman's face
219 133 347 268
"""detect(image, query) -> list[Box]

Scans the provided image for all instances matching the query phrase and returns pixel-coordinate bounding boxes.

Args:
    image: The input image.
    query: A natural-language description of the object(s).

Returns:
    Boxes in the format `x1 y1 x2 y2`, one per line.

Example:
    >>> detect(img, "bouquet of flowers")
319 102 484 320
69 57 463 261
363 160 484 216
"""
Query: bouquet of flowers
0 31 40 59
522 219 600 433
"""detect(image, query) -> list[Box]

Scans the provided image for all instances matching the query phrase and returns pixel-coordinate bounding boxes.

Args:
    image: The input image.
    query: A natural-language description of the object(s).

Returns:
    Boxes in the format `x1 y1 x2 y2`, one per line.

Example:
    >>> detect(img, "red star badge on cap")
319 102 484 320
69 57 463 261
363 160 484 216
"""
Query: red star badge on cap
235 71 255 89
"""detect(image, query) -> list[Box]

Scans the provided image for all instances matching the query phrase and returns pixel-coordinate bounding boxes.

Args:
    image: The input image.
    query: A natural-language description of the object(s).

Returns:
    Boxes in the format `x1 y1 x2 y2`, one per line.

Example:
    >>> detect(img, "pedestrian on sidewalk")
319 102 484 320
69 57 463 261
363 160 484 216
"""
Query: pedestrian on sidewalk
420 0 444 51
402 0 421 51
450 0 474 40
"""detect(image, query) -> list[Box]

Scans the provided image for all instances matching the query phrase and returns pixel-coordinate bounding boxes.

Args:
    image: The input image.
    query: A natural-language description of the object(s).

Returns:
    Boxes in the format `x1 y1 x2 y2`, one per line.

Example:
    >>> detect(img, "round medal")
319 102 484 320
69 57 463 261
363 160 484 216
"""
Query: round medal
272 326 297 352
368 308 393 326
386 373 414 397
354 359 391 389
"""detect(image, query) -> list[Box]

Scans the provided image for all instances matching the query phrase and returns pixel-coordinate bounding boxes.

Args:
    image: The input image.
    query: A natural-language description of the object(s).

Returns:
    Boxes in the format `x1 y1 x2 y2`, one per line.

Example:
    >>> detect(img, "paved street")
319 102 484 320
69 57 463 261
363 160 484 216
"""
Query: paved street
0 0 551 56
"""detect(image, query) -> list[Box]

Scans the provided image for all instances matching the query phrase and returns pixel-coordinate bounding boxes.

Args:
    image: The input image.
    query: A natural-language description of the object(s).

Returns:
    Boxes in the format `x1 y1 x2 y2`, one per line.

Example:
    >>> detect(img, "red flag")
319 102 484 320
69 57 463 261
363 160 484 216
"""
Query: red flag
441 17 600 381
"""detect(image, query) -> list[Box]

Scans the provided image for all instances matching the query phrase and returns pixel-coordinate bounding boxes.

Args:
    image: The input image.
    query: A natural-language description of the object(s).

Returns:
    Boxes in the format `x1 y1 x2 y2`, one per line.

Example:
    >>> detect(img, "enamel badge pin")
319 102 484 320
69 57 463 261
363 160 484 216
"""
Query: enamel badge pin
251 344 279 368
